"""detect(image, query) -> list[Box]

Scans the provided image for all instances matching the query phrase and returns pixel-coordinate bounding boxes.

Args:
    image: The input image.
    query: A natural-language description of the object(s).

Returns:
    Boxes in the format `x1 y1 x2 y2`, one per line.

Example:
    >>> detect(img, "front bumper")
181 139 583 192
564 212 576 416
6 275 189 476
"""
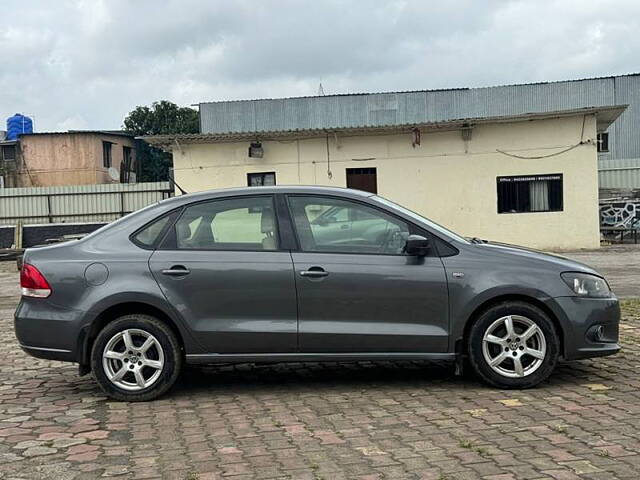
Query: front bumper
549 295 621 361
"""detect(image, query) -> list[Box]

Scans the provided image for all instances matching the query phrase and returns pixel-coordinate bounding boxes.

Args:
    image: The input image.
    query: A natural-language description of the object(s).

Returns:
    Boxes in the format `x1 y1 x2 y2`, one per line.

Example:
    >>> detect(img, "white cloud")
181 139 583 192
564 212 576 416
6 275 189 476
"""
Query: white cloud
0 0 638 131
57 114 90 131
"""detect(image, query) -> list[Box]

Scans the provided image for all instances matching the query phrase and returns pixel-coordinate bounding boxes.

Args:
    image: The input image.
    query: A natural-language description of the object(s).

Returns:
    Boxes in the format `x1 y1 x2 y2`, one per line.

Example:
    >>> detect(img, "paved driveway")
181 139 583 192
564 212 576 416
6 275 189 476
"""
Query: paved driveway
1 253 639 479
559 245 640 299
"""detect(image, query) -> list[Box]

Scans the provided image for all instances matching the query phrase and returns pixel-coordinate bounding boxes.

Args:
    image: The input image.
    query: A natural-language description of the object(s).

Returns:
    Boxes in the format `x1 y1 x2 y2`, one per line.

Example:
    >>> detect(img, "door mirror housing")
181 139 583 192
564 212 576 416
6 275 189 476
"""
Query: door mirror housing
405 234 430 256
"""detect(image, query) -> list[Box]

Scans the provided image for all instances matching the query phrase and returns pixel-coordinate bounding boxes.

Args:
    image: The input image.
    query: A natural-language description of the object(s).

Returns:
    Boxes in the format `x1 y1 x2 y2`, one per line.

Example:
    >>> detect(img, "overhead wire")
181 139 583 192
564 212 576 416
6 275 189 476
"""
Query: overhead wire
496 115 588 160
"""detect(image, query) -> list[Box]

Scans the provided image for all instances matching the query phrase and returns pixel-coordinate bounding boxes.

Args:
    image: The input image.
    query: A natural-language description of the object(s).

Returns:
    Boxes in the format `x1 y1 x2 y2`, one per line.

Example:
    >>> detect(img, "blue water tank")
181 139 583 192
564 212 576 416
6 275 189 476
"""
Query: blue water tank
6 113 33 140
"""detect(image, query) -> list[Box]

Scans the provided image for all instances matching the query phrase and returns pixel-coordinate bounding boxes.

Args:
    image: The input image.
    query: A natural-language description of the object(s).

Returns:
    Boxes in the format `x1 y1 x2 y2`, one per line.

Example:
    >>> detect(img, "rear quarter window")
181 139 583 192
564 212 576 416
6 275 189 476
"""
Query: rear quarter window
131 212 176 249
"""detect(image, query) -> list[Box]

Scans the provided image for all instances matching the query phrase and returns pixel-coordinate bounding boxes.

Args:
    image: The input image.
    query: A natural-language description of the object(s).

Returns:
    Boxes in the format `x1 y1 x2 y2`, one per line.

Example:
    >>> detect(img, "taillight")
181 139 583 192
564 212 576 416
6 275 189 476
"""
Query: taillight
20 263 52 298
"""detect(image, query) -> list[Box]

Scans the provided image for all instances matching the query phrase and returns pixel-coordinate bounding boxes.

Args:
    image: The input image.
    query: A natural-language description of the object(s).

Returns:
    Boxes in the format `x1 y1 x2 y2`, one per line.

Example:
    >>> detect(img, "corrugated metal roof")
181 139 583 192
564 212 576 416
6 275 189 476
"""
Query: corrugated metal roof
199 74 640 173
200 76 630 135
198 72 640 105
144 105 626 148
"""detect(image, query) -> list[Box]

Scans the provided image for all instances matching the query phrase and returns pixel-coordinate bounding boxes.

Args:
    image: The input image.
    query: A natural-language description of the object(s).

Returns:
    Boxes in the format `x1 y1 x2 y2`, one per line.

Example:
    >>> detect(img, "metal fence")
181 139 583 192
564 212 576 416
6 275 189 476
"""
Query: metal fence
599 158 640 189
0 182 172 226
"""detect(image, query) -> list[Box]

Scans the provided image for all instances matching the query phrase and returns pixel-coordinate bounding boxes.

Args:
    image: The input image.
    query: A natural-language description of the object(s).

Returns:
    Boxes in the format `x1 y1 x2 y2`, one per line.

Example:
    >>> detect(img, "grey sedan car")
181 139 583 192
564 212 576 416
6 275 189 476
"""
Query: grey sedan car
15 186 620 401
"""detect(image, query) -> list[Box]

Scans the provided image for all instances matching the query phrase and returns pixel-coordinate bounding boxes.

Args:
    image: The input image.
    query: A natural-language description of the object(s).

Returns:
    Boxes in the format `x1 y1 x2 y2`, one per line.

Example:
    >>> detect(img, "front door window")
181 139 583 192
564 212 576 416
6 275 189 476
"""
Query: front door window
288 196 410 255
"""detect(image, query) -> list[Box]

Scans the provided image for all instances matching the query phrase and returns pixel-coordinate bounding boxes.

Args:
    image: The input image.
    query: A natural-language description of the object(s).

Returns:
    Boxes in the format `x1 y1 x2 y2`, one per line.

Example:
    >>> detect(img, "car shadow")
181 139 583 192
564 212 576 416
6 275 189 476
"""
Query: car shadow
16 357 614 402
174 360 459 395
168 358 612 398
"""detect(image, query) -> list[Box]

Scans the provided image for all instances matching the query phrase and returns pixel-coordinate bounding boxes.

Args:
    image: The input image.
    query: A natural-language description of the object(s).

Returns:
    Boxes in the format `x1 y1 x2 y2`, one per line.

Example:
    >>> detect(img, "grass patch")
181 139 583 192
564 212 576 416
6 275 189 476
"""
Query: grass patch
621 299 640 319
553 424 568 433
459 439 491 457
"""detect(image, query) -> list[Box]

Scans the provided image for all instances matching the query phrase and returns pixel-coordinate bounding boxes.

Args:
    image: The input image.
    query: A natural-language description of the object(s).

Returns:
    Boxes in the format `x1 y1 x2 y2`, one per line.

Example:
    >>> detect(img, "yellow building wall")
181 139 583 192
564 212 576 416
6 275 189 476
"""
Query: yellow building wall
171 115 600 250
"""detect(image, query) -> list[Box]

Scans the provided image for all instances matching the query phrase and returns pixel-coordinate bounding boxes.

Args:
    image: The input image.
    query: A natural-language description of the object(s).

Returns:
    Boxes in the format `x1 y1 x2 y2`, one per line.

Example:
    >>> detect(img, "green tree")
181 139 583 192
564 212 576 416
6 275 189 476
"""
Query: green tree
123 101 199 182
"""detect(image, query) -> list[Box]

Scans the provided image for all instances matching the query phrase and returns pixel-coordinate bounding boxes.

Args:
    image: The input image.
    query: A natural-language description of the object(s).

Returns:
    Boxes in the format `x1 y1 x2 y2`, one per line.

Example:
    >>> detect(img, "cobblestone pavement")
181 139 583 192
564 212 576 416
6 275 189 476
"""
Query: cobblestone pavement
1 263 640 479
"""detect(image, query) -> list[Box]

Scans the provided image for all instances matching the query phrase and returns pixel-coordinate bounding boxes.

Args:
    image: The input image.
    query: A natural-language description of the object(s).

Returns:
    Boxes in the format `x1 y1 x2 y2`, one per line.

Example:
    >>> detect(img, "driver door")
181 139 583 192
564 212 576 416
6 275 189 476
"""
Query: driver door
287 195 449 353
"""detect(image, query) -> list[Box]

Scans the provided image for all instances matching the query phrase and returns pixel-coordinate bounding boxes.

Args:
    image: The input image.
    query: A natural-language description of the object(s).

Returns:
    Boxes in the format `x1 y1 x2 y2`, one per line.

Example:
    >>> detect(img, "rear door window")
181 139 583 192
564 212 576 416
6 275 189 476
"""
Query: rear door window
172 196 278 251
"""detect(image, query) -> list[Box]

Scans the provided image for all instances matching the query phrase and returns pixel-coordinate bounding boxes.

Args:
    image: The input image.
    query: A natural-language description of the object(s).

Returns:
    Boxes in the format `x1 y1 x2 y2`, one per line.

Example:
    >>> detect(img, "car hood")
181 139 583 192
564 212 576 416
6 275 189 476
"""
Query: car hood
476 241 601 276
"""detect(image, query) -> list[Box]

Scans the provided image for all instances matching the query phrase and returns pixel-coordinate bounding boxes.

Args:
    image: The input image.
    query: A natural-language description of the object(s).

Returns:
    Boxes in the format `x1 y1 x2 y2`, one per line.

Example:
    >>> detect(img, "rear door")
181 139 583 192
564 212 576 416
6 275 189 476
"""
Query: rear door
148 195 297 353
287 195 449 353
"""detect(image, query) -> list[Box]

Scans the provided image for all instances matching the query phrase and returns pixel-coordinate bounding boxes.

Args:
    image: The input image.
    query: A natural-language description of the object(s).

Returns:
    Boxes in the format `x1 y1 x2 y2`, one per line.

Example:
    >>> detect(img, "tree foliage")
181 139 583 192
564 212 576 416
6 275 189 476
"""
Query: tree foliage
123 101 199 182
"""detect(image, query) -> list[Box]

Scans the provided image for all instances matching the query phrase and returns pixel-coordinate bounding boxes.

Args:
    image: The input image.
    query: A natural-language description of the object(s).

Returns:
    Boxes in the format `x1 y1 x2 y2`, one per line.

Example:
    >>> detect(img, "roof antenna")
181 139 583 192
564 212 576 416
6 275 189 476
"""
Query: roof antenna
318 82 325 96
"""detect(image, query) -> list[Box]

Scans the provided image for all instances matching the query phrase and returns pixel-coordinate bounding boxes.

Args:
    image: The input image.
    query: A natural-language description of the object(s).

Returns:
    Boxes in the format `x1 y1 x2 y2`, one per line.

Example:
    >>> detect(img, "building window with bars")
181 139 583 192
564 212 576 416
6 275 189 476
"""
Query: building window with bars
1 144 16 162
247 172 276 186
102 141 113 168
497 174 563 213
597 132 609 152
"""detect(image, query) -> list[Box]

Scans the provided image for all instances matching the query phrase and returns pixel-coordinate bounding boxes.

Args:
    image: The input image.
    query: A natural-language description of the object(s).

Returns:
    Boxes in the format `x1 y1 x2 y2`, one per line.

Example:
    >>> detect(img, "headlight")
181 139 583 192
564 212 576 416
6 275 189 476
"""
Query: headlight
561 272 611 298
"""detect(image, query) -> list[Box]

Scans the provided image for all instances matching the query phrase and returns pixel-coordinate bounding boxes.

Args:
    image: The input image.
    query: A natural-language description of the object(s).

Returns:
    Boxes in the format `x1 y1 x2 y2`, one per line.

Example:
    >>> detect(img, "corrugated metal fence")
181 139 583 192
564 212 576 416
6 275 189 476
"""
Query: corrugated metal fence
599 158 640 189
0 182 172 226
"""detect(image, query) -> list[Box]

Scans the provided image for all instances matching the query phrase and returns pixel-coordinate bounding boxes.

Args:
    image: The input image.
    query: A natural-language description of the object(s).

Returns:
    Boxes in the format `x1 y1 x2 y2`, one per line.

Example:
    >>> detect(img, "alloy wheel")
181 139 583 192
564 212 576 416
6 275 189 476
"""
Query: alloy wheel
102 329 165 391
481 315 546 378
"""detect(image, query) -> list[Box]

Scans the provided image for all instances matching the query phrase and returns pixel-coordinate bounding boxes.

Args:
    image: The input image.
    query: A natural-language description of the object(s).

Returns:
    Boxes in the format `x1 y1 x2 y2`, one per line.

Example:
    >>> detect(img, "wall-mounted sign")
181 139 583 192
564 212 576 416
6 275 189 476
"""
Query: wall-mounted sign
498 174 562 183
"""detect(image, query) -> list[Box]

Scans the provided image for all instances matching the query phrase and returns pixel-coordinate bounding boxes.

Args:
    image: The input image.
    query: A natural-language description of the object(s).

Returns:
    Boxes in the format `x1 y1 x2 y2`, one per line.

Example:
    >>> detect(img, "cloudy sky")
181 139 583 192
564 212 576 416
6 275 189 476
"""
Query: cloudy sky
1 0 638 131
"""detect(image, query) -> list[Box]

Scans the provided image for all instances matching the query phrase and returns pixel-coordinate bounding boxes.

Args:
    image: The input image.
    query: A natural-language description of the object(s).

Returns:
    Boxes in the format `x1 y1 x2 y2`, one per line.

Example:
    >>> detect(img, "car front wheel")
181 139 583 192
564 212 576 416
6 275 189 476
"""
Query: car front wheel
91 314 182 401
468 301 560 389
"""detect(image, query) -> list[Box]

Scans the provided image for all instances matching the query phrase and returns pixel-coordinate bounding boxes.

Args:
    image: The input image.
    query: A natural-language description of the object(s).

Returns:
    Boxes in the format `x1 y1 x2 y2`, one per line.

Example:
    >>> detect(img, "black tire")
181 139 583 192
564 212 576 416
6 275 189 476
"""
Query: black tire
91 314 182 401
468 301 560 389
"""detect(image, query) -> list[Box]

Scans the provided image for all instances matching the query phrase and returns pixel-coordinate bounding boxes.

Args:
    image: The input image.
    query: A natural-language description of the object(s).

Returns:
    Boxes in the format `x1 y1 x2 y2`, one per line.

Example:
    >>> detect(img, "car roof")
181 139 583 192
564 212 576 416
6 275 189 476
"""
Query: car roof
160 185 375 207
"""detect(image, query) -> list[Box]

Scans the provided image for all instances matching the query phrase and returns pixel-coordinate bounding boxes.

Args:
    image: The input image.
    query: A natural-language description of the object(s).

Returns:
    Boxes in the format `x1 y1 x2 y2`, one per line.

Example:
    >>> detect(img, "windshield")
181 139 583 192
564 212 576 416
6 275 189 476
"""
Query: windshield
372 195 470 244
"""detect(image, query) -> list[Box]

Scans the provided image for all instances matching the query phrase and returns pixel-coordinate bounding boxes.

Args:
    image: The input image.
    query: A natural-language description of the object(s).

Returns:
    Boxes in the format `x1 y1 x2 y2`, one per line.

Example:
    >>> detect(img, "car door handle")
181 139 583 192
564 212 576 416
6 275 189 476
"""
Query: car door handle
162 266 190 276
299 268 329 278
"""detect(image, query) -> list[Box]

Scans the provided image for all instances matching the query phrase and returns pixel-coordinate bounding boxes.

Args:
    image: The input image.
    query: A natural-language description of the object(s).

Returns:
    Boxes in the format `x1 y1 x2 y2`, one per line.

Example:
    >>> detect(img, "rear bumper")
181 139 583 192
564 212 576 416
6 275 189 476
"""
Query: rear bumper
14 298 87 363
18 344 76 362
549 295 621 361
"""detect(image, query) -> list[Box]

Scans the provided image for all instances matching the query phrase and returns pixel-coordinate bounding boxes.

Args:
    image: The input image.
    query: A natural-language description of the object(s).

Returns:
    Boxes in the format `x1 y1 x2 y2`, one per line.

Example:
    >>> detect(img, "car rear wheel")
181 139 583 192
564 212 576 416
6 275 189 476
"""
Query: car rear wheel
468 301 560 389
91 314 182 401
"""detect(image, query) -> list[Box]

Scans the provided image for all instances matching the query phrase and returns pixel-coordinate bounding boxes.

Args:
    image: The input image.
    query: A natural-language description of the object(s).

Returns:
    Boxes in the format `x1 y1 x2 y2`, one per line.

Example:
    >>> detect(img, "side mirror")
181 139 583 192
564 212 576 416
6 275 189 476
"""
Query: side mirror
405 234 430 256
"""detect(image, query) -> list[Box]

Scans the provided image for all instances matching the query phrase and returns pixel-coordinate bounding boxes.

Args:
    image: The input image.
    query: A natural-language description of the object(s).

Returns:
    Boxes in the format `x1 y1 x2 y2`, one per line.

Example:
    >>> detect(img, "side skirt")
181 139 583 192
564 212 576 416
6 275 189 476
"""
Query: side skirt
185 352 457 364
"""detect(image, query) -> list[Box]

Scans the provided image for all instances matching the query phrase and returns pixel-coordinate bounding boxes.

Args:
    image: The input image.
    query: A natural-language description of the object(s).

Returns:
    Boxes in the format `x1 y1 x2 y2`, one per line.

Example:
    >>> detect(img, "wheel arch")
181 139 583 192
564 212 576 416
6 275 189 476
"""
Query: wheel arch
458 294 565 358
79 302 186 369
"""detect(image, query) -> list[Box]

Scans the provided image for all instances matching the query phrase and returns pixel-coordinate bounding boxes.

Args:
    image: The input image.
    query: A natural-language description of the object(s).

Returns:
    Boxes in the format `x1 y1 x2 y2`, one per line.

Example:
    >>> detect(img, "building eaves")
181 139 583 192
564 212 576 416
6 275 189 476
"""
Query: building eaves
19 130 134 138
142 105 627 149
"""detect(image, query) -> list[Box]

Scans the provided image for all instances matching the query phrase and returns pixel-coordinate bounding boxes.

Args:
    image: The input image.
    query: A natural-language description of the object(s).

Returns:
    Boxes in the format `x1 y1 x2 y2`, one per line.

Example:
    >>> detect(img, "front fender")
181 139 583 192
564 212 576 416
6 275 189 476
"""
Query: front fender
448 284 553 347
442 248 573 352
